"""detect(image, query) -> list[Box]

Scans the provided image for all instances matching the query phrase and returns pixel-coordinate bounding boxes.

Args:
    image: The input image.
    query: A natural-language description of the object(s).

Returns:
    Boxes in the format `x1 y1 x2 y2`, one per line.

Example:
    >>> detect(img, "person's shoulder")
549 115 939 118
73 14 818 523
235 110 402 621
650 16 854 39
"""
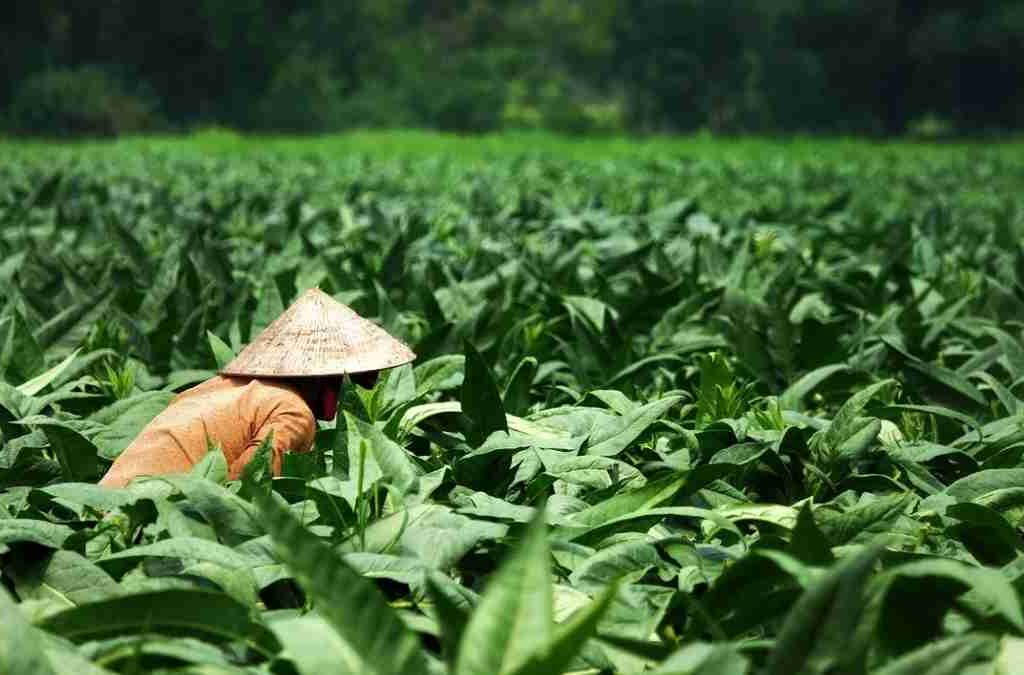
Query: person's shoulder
249 379 317 443
248 377 301 398
172 375 241 402
249 379 314 416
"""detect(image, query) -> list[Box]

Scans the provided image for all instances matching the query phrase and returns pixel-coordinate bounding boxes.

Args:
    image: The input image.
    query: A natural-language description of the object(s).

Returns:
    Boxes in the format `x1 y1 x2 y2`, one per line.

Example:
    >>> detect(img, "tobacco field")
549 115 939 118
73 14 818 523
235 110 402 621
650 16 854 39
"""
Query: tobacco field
2 141 1024 674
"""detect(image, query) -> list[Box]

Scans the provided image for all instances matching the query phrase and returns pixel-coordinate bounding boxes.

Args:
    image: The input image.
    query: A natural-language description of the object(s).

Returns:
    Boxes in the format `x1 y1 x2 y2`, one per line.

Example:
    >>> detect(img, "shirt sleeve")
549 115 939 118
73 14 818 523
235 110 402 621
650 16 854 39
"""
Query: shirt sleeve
229 401 316 480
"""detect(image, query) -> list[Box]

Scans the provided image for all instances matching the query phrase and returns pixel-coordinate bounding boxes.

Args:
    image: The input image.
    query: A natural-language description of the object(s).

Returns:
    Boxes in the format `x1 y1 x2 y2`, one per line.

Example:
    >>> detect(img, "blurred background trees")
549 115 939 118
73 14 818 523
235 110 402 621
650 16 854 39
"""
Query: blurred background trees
2 0 1021 137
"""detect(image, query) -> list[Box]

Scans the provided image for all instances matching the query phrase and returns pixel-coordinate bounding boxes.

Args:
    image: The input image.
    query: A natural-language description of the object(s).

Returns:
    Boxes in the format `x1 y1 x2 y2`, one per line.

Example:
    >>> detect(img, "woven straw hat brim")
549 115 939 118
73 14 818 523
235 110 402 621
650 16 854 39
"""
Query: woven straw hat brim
220 288 416 378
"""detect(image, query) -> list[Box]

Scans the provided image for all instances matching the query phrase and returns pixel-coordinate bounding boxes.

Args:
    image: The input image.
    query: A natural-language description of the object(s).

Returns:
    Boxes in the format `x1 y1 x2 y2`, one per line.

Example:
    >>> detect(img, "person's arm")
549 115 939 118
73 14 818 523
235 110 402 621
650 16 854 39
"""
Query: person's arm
229 407 316 480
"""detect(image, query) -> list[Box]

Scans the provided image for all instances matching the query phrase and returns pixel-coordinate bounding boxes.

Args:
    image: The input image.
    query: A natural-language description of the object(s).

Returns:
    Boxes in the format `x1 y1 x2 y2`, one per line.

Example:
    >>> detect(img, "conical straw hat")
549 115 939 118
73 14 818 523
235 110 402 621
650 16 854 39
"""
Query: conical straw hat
220 288 416 377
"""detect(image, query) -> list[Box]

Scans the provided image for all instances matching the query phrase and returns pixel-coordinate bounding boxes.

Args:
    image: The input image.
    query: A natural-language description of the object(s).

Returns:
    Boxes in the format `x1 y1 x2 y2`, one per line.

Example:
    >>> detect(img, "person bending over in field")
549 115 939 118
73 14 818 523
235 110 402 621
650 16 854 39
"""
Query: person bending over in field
98 288 415 488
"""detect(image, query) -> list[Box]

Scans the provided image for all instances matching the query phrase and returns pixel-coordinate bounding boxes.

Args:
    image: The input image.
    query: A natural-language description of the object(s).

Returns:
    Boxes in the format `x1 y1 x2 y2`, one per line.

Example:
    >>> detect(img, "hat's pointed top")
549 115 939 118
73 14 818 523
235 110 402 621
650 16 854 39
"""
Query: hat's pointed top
220 287 415 378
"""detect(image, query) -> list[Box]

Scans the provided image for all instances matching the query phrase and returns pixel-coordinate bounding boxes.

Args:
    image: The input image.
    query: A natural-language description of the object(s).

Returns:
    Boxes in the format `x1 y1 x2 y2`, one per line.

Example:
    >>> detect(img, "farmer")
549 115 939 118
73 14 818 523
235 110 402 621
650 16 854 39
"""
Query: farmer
98 288 415 487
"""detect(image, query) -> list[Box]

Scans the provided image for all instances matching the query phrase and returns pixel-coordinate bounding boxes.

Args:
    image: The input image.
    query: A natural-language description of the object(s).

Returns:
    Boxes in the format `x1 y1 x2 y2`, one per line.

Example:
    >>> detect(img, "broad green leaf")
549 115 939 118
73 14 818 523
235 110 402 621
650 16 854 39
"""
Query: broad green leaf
815 493 912 546
98 537 259 576
887 441 974 465
400 401 565 440
35 289 112 350
946 502 1022 562
710 442 767 466
0 584 56 675
16 349 80 396
814 379 896 453
835 417 881 459
503 356 538 415
588 584 675 672
507 582 620 675
42 643 113 675
944 468 1024 502
648 641 750 675
138 246 182 331
252 278 285 336
206 331 236 369
426 573 472 667
787 504 834 565
163 369 217 391
564 295 615 332
718 503 799 529
789 293 833 324
20 417 99 481
159 474 261 545
537 451 642 491
455 491 540 523
873 634 997 675
908 360 987 406
255 491 429 675
6 550 122 608
569 540 661 590
974 371 1021 416
566 465 737 537
413 355 465 397
567 474 687 529
455 506 552 675
587 395 683 456
461 341 508 444
563 505 745 547
882 558 1024 633
995 635 1024 675
344 412 418 494
105 218 150 277
190 448 229 483
239 431 273 498
270 613 364 674
886 404 982 441
36 483 133 512
780 364 850 411
0 309 45 386
339 503 507 569
697 549 812 637
63 634 230 672
0 519 74 548
697 352 740 427
766 543 884 675
0 381 34 419
37 589 278 657
988 327 1024 381
588 389 639 415
369 363 416 415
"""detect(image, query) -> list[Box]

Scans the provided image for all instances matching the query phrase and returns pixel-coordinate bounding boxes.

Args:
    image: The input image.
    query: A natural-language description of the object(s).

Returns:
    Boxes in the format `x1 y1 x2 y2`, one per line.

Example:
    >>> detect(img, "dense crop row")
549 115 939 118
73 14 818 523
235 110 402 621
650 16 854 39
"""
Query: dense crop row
2 146 1024 673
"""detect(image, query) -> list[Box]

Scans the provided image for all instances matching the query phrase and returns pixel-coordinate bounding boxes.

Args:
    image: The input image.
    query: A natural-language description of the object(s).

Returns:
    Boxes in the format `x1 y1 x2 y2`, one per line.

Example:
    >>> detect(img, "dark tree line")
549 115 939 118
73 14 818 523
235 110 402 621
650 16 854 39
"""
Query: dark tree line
2 0 1022 136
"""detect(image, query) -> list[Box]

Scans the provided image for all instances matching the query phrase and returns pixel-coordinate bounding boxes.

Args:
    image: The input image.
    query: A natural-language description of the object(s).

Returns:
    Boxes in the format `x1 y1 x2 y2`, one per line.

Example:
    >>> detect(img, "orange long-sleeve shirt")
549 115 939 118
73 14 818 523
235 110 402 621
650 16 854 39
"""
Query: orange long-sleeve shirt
98 376 316 488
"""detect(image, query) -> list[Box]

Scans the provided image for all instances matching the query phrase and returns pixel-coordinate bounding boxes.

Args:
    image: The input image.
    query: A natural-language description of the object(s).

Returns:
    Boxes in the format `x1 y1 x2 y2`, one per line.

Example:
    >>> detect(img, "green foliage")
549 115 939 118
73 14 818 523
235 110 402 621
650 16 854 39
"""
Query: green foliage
0 140 1024 673
414 50 508 133
697 353 752 427
8 66 158 138
461 341 508 444
0 584 57 675
257 490 430 674
255 49 346 132
98 360 136 401
2 2 1024 135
